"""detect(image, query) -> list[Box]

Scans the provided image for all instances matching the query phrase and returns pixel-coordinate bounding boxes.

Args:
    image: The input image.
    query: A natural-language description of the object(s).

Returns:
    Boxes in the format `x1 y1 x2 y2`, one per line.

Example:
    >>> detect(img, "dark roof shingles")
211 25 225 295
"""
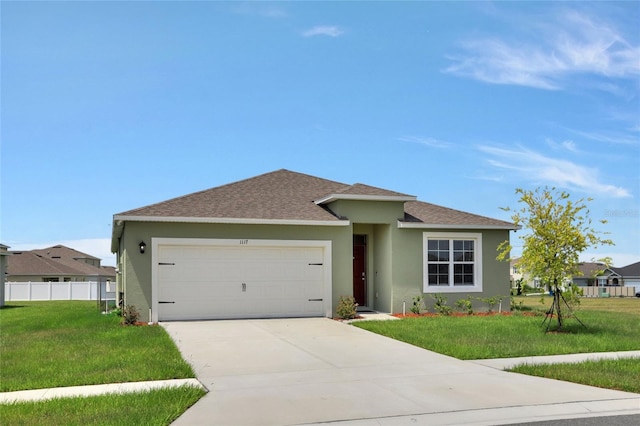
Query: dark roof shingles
117 169 514 228
403 201 514 228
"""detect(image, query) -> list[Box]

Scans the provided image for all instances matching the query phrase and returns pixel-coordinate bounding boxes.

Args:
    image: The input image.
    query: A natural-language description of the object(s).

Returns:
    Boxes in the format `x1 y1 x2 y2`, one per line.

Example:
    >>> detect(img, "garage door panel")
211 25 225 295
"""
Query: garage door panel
156 242 328 321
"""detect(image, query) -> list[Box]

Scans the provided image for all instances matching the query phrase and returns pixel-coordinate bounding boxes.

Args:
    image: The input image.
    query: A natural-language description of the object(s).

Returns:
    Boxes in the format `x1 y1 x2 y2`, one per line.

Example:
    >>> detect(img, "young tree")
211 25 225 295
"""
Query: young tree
497 187 613 330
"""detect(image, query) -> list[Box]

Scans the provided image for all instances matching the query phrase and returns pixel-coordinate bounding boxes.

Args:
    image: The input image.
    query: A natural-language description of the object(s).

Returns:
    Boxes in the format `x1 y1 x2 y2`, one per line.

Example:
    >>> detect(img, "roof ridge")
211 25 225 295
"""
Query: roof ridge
116 169 349 216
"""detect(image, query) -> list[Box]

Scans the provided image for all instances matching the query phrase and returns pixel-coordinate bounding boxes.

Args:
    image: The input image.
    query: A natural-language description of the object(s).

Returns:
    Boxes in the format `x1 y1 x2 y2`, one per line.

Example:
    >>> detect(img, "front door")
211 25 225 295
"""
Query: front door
353 235 367 306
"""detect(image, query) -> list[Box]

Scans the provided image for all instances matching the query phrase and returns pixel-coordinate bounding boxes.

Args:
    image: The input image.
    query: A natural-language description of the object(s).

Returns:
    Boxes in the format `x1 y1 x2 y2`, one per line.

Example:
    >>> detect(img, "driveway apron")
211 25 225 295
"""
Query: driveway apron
163 318 639 426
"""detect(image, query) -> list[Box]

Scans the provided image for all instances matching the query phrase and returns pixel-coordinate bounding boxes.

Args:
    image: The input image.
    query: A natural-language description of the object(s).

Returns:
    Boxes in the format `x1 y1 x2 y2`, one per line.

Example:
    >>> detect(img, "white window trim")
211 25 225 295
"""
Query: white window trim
423 232 483 293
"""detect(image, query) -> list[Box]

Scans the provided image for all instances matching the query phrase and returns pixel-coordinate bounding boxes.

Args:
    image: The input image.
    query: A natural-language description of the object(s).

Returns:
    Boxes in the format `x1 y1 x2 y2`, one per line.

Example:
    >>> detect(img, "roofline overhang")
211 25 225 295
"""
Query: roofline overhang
314 194 417 205
397 220 521 230
113 215 350 227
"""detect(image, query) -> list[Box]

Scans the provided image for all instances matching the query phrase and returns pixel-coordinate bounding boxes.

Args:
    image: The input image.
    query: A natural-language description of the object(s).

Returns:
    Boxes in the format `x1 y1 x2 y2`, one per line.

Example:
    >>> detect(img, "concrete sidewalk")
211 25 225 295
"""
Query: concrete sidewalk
0 378 203 404
470 350 640 370
2 318 638 426
164 318 640 426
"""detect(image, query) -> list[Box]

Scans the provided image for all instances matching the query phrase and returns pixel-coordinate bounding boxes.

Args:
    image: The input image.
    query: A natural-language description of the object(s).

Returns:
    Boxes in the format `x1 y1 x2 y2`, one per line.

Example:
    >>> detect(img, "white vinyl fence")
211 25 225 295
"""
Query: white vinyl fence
4 281 116 302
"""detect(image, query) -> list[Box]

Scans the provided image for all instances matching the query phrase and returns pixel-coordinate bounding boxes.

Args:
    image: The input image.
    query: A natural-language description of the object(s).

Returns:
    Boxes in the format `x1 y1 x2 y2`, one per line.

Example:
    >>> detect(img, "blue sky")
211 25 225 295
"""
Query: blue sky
2 1 639 267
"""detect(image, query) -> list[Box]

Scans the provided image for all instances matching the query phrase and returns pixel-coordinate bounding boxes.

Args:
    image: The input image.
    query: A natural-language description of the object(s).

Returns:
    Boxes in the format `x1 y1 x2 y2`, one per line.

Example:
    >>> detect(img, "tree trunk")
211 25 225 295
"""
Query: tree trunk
554 283 563 329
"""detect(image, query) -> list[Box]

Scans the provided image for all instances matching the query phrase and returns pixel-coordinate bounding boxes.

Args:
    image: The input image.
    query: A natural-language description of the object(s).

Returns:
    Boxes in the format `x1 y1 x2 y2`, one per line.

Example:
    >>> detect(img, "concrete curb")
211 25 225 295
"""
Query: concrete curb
469 350 640 370
0 378 205 404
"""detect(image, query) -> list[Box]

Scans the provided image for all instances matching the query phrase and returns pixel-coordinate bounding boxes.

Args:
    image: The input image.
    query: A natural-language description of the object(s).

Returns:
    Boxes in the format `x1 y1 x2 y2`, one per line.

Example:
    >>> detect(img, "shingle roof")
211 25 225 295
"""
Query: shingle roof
117 169 348 222
576 262 608 277
114 169 516 230
402 201 515 229
7 245 114 278
611 261 640 278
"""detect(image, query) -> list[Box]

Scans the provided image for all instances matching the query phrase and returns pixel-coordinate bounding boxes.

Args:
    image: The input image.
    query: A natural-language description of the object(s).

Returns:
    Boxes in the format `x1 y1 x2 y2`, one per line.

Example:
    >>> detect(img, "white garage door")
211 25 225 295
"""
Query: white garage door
154 239 330 321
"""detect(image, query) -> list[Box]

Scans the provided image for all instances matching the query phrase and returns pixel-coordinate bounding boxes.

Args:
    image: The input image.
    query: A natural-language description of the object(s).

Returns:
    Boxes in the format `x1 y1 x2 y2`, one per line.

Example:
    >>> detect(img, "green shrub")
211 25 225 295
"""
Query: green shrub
432 294 452 316
510 296 525 311
336 296 358 320
478 295 504 313
410 295 424 314
562 284 583 317
455 296 473 315
121 305 140 325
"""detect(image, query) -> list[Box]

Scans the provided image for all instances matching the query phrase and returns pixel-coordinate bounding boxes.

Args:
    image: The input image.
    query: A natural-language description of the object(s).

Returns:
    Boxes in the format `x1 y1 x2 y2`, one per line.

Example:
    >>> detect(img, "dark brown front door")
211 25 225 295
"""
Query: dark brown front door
353 235 367 306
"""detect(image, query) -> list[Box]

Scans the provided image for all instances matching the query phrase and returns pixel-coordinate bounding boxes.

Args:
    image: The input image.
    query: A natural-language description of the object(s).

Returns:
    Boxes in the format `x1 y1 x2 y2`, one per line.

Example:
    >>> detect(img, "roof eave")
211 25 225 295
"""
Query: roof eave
397 220 520 230
113 215 350 227
314 194 417 205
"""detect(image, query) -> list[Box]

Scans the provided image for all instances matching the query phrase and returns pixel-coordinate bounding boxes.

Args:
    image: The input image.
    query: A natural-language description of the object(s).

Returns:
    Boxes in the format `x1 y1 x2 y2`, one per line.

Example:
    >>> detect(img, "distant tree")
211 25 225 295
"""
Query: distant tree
497 187 613 331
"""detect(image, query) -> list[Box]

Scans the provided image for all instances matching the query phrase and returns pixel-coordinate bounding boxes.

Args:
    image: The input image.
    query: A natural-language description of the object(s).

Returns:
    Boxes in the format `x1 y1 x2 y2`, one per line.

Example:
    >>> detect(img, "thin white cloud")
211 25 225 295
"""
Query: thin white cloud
565 127 640 146
477 144 631 198
444 9 640 90
546 138 581 153
302 26 344 38
397 136 452 149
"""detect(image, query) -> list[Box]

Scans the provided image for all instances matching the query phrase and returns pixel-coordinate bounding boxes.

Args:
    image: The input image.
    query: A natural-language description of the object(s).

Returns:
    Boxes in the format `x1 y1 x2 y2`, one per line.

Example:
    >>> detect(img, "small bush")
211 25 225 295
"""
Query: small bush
510 296 525 311
432 294 452 316
121 305 140 325
455 296 473 315
478 295 504 313
336 296 358 320
410 295 424 314
562 284 583 317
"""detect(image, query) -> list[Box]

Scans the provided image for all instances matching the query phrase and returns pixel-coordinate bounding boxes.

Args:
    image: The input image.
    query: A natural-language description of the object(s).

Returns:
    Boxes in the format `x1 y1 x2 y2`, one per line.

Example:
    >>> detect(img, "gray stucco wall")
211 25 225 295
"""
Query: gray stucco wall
118 221 352 321
116 202 512 321
390 227 511 313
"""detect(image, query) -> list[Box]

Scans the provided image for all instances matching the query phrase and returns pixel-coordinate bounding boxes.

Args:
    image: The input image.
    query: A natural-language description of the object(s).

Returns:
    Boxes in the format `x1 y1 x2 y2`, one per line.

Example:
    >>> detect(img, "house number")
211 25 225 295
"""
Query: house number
239 240 249 245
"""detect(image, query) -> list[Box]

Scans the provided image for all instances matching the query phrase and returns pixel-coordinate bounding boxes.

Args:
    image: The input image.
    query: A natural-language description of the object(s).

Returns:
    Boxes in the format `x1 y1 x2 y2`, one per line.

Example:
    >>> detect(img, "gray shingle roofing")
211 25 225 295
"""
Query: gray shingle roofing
7 245 115 278
114 169 515 229
403 200 515 228
117 169 347 222
611 261 640 278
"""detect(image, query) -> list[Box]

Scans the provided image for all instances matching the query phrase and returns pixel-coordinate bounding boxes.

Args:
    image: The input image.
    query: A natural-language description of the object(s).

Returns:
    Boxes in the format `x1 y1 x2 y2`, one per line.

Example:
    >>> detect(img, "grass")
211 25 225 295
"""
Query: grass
354 309 640 360
1 385 206 426
355 296 640 393
510 358 640 394
513 294 640 315
0 301 195 392
0 301 205 425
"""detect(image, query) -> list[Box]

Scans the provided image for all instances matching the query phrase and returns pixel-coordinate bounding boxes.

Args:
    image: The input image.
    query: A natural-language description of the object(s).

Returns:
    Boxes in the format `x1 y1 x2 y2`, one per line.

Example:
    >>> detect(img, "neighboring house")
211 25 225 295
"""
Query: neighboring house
0 244 10 307
111 169 517 322
572 262 609 287
509 257 539 290
6 245 116 283
600 261 640 289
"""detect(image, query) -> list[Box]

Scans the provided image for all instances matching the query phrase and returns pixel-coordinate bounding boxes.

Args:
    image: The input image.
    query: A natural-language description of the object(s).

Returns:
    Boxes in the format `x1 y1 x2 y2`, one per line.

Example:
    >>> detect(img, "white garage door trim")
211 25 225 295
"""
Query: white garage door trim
151 238 332 322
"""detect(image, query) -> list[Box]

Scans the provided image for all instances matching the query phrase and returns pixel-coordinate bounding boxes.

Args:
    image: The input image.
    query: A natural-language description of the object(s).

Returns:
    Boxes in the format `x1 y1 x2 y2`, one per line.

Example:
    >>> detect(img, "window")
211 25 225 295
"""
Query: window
423 233 482 293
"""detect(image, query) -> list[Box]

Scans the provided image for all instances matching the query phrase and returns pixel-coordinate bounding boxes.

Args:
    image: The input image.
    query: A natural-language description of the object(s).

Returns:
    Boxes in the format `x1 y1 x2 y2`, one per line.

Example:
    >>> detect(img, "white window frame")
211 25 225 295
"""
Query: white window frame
423 232 483 293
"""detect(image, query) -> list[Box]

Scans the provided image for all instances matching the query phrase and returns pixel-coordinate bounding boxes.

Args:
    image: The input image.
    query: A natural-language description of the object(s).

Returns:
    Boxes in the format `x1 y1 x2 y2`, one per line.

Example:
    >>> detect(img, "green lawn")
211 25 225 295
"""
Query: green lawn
510 358 640 394
0 301 195 392
354 310 640 360
513 294 640 315
0 301 204 425
354 299 640 393
1 386 206 426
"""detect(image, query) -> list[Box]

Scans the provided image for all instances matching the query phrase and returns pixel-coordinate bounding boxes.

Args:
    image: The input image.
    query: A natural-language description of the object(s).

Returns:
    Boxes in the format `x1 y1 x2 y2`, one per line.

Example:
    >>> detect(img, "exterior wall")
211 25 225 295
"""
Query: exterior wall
390 227 511 313
0 247 8 307
115 201 513 319
118 221 351 322
372 224 393 312
328 200 406 224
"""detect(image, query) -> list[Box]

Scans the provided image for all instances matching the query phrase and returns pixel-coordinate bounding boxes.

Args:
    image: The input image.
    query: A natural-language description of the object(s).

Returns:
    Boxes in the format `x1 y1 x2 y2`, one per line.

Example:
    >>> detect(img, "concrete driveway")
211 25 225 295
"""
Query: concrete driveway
162 318 639 425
